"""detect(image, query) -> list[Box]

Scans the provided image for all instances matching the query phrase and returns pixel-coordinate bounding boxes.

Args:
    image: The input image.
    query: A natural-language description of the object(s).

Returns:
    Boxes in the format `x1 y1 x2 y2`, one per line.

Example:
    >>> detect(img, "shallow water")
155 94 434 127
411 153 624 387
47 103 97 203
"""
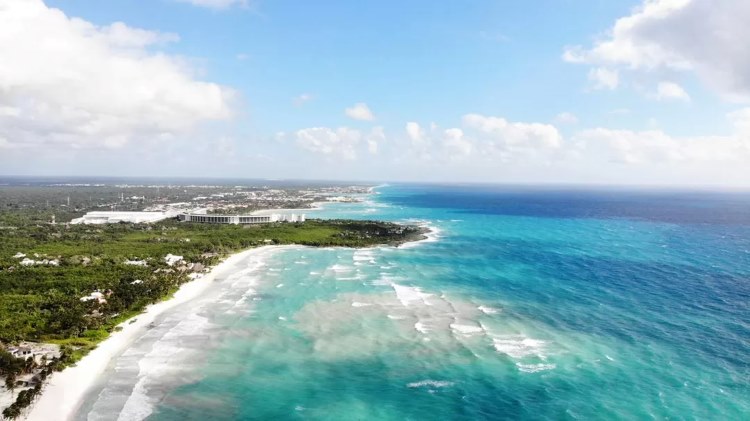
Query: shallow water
76 185 750 420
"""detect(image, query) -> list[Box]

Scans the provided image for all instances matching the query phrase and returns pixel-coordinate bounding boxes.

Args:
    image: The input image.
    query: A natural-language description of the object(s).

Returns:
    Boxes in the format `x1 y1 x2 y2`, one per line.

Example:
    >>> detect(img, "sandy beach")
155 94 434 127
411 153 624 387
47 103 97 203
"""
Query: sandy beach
24 246 285 421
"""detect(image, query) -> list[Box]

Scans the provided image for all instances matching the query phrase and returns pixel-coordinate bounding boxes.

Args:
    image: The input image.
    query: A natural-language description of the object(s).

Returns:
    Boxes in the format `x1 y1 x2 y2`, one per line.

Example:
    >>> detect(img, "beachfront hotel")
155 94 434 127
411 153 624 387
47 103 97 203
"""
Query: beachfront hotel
178 213 306 224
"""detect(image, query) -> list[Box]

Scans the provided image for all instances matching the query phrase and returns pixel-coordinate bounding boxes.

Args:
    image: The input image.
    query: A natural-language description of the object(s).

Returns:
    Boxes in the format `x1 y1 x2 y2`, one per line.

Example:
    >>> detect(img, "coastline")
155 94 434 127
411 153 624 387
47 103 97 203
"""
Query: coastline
250 201 325 216
398 223 440 249
23 245 287 421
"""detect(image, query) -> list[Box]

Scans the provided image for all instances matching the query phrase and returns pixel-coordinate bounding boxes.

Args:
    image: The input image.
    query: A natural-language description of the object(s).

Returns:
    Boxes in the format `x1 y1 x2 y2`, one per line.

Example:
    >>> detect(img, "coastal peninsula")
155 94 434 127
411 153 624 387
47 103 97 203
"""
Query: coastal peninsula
0 213 427 419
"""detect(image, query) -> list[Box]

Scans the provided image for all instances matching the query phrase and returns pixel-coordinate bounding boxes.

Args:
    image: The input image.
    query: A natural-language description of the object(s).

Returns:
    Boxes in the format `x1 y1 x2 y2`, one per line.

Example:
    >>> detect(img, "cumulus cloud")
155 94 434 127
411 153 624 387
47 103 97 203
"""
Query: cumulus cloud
588 67 619 90
564 0 750 101
443 128 472 158
574 109 750 165
366 127 384 155
655 81 690 101
345 103 375 121
405 122 424 142
284 109 750 186
175 0 248 10
295 127 362 160
0 0 234 151
462 114 563 150
398 115 563 164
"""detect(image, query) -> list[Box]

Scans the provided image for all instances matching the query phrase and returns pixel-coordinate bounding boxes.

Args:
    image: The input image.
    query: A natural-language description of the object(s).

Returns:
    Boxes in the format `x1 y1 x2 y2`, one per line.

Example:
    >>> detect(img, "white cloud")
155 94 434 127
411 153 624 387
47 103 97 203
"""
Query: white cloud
443 128 472 158
295 127 361 160
554 112 579 125
405 122 424 142
175 0 247 10
588 67 619 90
366 127 384 155
292 93 314 107
655 81 690 101
462 114 563 150
398 115 562 165
0 0 234 151
281 109 750 186
345 103 375 121
564 0 750 101
574 108 750 165
406 121 424 142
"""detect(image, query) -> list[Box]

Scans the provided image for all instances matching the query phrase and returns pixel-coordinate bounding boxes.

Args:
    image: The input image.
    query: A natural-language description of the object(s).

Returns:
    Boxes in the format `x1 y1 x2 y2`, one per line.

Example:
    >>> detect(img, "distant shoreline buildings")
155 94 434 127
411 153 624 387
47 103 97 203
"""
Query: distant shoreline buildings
71 211 177 224
178 213 305 224
71 211 305 225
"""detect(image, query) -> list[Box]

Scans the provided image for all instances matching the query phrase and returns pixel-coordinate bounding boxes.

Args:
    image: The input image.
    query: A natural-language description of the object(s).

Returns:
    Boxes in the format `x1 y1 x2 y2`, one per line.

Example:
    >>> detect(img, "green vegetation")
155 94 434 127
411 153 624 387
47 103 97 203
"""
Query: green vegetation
0 211 424 418
0 214 425 347
0 183 406 418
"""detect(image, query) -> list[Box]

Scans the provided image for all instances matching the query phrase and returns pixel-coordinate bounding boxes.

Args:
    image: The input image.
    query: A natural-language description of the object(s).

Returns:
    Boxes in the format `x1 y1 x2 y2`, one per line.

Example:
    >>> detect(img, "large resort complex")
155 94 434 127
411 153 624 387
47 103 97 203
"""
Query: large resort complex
178 213 305 224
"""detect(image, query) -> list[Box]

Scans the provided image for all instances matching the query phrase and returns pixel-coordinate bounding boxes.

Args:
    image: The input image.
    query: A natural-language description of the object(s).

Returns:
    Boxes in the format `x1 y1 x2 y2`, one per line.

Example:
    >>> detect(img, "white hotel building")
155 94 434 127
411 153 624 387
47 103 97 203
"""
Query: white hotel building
178 213 305 224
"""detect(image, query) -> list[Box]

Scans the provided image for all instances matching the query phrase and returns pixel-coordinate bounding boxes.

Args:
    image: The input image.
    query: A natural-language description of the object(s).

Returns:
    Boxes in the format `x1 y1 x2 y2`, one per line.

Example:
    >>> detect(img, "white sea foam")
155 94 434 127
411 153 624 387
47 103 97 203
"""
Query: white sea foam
516 363 556 373
414 322 431 334
407 380 454 388
478 306 501 315
118 312 213 421
328 264 353 273
391 283 433 307
399 221 441 249
450 323 485 335
492 336 547 359
352 302 372 307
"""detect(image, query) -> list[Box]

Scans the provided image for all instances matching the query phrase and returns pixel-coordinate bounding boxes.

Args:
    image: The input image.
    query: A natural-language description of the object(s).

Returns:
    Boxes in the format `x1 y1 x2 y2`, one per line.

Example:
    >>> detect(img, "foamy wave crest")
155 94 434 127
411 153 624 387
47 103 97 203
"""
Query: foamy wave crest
478 306 501 315
407 380 454 388
353 250 377 265
399 220 441 249
392 283 433 307
450 323 485 336
516 363 556 373
328 264 353 273
414 321 431 334
492 335 547 359
118 313 213 420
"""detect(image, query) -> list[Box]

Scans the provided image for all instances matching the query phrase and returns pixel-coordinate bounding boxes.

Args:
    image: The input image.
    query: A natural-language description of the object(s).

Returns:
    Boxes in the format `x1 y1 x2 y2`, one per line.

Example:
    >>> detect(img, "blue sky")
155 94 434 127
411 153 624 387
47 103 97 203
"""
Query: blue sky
2 0 749 186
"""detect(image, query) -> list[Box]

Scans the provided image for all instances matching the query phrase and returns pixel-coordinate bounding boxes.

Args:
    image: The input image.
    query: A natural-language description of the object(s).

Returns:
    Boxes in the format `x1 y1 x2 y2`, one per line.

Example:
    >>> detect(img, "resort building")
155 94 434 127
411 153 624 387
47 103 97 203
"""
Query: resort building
178 213 305 224
71 211 177 225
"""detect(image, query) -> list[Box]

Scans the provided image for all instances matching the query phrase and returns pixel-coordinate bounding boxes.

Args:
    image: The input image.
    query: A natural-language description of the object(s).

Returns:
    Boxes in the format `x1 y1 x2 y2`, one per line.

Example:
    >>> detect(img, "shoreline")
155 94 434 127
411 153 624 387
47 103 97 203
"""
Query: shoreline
250 201 325 216
399 223 441 249
22 221 434 420
23 245 288 421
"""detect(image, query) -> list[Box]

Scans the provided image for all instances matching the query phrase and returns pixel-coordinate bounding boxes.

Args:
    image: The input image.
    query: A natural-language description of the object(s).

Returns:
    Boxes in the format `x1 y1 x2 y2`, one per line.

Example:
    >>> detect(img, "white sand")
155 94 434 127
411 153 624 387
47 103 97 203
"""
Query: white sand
24 246 283 421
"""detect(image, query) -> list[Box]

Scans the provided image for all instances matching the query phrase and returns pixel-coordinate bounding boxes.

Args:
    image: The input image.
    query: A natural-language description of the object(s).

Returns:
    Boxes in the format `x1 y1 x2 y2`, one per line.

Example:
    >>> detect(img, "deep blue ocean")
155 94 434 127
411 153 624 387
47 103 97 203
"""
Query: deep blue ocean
78 184 750 420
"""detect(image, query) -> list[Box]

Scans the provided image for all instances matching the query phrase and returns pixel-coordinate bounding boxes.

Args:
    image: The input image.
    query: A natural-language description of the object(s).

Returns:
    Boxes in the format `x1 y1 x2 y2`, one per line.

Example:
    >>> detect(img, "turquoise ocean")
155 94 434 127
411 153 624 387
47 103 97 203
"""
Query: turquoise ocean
76 184 750 420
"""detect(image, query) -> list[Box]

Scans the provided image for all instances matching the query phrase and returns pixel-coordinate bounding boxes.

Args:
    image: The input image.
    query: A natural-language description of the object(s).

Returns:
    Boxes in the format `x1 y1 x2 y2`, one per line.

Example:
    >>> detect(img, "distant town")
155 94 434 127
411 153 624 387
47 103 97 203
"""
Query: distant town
0 180 373 224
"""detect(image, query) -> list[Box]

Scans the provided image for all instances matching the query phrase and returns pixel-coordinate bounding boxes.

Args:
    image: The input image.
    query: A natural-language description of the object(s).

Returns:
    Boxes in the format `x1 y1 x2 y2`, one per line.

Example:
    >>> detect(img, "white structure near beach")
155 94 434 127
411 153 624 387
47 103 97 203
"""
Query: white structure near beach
178 213 305 224
71 211 177 225
70 210 304 225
